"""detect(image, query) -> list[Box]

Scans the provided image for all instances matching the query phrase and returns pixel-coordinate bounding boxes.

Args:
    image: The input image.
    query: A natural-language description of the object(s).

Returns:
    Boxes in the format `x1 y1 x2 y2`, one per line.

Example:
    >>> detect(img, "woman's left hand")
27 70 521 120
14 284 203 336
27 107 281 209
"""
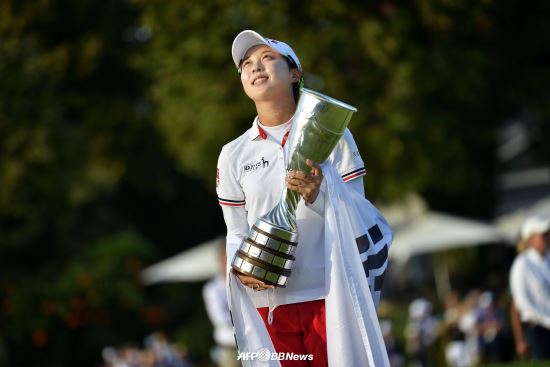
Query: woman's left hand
285 159 323 204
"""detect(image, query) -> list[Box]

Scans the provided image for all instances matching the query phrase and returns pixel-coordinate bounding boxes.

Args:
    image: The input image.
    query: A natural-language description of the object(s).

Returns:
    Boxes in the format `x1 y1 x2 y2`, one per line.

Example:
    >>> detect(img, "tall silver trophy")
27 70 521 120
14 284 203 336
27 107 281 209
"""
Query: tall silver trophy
231 88 357 287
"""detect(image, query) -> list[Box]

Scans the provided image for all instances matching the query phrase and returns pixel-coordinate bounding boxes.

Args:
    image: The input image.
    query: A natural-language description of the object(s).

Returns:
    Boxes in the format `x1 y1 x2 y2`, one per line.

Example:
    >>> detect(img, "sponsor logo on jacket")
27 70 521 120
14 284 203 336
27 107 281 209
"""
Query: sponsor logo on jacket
243 157 269 172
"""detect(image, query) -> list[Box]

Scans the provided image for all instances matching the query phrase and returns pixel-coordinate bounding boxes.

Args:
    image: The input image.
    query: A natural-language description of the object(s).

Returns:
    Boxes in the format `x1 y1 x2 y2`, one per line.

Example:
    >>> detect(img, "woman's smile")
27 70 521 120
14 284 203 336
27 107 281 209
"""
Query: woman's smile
252 75 268 85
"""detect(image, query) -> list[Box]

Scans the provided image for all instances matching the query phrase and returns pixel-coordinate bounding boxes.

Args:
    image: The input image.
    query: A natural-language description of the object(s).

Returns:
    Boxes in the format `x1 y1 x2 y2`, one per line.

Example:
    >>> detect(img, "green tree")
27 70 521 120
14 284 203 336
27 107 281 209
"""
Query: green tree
0 1 220 365
136 0 550 218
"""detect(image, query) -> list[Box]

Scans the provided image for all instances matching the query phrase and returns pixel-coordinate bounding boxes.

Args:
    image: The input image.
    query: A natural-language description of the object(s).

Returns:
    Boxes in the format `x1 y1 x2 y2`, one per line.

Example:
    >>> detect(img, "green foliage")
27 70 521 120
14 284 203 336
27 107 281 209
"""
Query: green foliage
2 232 156 365
483 361 550 367
136 0 550 217
132 1 254 184
0 0 219 365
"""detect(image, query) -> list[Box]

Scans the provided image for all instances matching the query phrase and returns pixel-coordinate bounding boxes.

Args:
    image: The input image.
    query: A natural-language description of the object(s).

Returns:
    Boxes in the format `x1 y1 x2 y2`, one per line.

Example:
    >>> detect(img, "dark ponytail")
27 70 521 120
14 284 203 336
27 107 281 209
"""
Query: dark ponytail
284 57 302 103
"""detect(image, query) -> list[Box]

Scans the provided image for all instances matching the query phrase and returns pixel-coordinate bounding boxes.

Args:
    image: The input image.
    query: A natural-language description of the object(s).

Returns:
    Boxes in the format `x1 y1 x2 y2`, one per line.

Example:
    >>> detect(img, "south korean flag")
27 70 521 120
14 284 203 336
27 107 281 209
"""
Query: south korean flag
323 163 393 366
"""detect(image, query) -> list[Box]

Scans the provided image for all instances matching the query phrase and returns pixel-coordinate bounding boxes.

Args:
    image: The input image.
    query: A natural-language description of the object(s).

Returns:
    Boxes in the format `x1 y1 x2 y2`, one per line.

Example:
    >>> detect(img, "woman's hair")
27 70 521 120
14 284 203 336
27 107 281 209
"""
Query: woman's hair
284 56 302 103
516 237 529 253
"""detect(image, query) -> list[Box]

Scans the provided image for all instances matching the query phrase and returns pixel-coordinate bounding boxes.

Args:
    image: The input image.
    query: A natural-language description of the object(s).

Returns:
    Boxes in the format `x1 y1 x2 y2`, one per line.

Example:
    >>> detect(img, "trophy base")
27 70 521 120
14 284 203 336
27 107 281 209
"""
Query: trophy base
231 218 298 287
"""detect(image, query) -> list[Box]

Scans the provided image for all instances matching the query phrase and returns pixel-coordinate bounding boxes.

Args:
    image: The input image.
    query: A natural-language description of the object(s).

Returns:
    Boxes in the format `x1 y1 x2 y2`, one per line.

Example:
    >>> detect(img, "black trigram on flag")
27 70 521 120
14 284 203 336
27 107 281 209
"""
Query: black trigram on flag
356 224 389 299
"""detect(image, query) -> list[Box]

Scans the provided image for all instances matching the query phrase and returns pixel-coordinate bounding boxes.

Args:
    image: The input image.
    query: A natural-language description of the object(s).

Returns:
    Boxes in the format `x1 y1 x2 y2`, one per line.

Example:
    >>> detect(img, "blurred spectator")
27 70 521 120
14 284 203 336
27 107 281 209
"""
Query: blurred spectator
119 345 143 366
442 291 472 367
509 215 550 360
405 298 440 367
380 319 405 367
102 346 124 367
144 332 189 367
476 291 506 363
445 339 471 367
457 289 481 366
202 244 238 367
442 291 465 344
101 333 192 367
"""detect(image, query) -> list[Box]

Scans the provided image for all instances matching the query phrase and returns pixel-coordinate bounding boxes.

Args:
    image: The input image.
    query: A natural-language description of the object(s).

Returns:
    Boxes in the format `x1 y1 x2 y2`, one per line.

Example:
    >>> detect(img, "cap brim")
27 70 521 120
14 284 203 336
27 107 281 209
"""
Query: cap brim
231 30 268 68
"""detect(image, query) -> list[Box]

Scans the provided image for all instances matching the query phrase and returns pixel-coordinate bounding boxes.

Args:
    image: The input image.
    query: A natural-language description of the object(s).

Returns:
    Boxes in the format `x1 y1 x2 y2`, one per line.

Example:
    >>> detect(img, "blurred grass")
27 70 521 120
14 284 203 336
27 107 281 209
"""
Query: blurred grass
483 361 550 367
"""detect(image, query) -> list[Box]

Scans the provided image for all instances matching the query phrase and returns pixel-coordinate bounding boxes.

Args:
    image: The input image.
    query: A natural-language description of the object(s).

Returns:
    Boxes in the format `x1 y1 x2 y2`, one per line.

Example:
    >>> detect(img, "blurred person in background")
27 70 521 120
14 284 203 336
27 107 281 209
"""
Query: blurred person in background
404 298 440 367
117 344 142 367
509 230 531 359
509 215 550 360
380 319 404 367
101 346 124 367
442 291 472 367
101 344 142 367
202 244 239 367
143 332 190 367
456 289 483 366
475 291 507 363
100 335 191 367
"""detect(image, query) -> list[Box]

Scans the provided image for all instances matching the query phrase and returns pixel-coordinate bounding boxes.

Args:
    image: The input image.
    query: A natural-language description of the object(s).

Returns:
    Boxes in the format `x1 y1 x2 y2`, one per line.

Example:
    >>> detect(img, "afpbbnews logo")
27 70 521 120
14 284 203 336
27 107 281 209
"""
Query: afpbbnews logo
237 347 313 362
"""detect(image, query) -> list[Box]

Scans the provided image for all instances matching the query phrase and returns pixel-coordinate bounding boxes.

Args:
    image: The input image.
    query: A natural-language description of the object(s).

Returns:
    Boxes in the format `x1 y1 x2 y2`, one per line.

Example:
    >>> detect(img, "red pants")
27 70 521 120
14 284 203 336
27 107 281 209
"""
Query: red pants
257 299 328 367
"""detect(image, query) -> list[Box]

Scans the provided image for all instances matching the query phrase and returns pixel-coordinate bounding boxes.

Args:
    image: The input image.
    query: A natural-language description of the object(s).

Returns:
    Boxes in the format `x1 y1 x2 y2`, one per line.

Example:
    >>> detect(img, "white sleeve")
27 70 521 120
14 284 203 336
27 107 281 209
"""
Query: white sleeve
510 260 528 316
330 128 366 183
216 146 249 273
221 207 248 273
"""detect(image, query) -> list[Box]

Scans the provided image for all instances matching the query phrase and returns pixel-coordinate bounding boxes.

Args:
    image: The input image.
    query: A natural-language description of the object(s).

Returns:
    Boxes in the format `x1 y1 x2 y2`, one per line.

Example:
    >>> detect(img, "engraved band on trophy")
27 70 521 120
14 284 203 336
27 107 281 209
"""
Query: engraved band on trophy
231 88 357 287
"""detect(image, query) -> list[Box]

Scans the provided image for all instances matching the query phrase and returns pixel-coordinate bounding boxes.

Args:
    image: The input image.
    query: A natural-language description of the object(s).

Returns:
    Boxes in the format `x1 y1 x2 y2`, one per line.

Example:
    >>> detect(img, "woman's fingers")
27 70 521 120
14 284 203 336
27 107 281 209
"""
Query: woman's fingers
285 177 320 203
306 159 322 176
286 159 323 203
288 170 308 180
233 271 274 291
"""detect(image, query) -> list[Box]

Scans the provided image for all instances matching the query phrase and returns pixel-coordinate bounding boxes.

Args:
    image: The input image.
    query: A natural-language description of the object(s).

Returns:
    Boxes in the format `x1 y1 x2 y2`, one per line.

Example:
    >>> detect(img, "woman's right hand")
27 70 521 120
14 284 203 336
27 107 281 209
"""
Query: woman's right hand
232 269 274 291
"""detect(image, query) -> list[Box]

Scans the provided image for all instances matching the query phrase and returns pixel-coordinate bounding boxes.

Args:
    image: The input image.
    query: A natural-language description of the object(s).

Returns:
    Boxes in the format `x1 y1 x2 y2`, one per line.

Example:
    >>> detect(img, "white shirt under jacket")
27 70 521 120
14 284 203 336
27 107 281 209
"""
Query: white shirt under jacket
216 117 366 308
510 248 550 329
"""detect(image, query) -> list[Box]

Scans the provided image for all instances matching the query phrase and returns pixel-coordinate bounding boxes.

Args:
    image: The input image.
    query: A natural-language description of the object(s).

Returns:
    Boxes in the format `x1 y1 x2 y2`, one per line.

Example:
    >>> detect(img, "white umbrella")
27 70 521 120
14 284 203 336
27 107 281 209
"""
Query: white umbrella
389 212 504 264
495 195 550 242
386 208 505 299
140 236 224 285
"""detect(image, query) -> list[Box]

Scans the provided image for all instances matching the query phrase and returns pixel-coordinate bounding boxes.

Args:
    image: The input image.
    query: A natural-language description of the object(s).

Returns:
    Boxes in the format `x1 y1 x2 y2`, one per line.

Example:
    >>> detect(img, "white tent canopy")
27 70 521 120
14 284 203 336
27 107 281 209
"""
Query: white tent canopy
379 194 507 298
495 195 550 242
389 211 505 263
140 236 224 285
380 194 506 264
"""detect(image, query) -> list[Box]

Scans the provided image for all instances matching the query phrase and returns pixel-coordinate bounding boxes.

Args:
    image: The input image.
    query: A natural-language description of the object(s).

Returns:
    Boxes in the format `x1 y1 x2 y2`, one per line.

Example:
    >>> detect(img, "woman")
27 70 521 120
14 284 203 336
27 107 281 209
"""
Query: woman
216 30 377 366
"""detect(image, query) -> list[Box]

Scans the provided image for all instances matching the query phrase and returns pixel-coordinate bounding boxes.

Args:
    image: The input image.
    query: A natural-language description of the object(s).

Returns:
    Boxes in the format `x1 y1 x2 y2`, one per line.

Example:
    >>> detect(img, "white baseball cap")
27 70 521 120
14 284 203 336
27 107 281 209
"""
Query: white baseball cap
520 215 550 241
231 30 302 73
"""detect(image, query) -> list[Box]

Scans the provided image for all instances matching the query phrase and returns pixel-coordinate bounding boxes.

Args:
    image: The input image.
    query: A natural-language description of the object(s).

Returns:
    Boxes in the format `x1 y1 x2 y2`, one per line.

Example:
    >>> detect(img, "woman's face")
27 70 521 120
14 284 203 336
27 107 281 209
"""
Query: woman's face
531 231 550 255
240 44 300 103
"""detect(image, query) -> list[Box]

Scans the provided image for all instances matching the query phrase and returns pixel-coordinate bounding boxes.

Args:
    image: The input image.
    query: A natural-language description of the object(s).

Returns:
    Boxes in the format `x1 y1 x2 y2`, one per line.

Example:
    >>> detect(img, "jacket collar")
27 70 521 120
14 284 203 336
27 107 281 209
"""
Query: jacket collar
248 117 265 141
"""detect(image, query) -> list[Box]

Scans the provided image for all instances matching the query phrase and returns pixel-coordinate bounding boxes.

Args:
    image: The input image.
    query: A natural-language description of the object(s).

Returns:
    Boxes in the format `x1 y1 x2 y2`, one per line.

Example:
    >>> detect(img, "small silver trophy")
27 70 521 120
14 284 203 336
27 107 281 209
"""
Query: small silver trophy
231 88 357 287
